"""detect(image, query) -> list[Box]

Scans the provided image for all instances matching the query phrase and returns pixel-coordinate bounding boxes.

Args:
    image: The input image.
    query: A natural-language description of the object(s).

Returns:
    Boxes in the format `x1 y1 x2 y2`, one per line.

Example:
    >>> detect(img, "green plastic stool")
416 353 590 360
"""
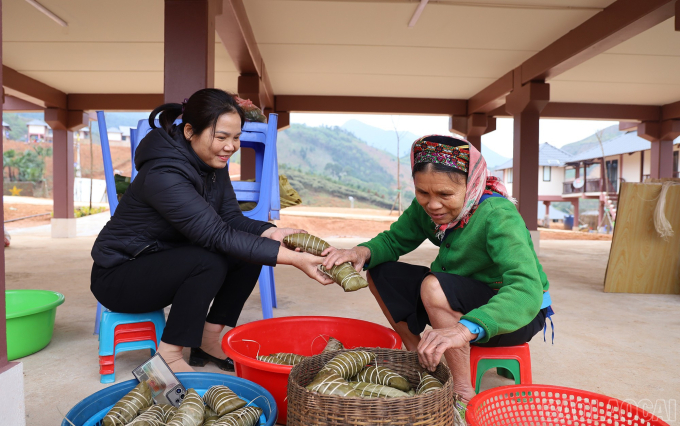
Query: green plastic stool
474 359 520 393
469 343 532 394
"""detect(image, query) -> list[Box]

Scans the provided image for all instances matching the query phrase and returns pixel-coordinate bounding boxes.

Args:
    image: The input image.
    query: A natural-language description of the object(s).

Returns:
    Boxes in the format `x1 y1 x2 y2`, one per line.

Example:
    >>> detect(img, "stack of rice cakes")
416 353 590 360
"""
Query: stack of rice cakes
101 382 266 426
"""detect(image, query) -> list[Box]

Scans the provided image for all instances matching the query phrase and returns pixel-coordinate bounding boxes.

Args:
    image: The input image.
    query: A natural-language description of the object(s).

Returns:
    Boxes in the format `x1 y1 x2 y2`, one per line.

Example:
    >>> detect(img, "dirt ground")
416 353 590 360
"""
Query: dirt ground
539 229 613 241
3 200 110 232
277 214 615 240
3 198 616 241
4 221 679 425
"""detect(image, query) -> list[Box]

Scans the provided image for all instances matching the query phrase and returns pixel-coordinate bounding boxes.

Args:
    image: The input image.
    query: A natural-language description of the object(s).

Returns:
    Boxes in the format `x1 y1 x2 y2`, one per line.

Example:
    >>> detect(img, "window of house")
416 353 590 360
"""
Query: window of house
674 151 679 177
543 166 551 181
507 169 513 184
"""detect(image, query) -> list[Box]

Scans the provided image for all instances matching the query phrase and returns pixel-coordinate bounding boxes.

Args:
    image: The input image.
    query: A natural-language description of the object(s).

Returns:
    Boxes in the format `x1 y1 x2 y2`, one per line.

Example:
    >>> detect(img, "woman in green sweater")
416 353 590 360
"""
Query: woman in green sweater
322 135 552 406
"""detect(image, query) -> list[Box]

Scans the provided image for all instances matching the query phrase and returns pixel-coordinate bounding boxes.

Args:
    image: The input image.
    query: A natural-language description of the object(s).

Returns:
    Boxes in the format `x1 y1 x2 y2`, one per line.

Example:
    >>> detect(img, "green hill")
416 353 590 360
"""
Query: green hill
275 124 415 209
559 124 623 156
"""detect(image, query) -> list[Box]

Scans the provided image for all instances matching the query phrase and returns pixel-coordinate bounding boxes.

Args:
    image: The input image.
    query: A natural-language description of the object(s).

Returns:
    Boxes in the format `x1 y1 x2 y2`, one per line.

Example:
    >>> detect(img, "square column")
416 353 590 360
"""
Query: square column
45 109 88 238
0 363 26 425
650 140 674 179
571 199 580 231
449 113 496 152
505 82 550 251
164 0 220 103
238 74 260 180
0 7 27 422
638 120 680 179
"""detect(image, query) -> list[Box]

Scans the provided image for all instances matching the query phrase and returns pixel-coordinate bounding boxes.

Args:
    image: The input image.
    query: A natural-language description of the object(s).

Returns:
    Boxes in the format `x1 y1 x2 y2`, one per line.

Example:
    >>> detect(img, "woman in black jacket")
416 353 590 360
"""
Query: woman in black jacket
91 89 332 373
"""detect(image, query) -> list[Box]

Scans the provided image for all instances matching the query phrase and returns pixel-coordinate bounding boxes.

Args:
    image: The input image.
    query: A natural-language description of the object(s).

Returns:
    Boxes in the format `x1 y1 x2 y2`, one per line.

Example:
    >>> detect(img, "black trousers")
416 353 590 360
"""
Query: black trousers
91 246 262 348
369 261 546 347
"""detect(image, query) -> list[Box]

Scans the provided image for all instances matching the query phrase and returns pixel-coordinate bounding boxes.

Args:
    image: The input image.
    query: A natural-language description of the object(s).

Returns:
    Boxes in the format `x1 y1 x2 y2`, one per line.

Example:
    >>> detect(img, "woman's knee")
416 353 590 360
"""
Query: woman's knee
182 246 228 280
420 274 449 310
366 270 380 296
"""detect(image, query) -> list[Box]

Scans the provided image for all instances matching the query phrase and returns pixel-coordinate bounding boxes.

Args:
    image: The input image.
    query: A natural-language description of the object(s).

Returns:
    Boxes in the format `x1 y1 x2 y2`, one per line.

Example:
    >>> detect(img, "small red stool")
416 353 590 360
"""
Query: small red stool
98 321 159 383
469 343 532 393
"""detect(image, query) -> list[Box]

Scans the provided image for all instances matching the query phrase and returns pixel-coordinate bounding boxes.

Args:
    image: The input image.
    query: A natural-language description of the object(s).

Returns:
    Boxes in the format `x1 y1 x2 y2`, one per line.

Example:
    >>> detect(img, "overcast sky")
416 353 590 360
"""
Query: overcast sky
291 113 618 158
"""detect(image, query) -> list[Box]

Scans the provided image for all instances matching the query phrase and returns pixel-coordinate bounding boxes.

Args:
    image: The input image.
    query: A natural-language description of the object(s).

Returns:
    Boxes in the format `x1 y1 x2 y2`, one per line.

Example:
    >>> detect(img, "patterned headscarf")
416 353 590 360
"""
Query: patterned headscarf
410 135 513 239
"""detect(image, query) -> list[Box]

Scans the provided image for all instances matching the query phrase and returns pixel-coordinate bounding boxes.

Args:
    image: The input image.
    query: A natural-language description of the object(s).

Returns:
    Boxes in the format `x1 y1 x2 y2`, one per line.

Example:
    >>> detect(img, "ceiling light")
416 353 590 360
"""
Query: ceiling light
408 0 429 28
25 0 68 27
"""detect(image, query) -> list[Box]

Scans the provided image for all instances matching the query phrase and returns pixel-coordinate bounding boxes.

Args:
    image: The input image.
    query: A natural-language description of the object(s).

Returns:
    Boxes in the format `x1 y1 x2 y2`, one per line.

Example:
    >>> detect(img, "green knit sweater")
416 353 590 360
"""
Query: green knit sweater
359 196 549 344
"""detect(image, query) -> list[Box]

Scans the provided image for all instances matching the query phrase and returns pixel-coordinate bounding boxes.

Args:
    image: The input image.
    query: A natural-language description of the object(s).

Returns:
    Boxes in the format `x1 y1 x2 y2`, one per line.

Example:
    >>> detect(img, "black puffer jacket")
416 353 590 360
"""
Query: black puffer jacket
91 127 280 268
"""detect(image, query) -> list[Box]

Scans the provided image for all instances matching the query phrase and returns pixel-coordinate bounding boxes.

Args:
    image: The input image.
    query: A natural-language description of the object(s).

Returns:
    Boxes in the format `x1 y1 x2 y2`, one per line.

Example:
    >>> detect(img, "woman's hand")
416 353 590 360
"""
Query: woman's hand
320 246 371 272
417 323 476 372
262 227 306 246
293 252 335 286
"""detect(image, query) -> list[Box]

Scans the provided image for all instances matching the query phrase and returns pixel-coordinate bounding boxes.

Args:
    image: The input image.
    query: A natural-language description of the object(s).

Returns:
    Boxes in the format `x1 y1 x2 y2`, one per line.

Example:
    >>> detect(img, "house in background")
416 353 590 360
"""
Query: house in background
119 126 133 142
495 142 572 227
2 121 11 139
494 132 680 230
537 202 567 227
26 119 52 143
106 127 122 142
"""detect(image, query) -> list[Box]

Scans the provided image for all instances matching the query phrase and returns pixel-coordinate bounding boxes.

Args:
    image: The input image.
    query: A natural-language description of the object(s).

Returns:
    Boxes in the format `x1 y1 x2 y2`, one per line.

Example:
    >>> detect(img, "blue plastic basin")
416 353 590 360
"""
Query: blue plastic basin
61 372 277 426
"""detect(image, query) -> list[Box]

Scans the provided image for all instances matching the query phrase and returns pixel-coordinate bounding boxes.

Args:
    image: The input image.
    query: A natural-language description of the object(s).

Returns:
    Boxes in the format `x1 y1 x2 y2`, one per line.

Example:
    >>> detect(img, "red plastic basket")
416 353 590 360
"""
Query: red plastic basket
222 316 402 424
467 385 669 426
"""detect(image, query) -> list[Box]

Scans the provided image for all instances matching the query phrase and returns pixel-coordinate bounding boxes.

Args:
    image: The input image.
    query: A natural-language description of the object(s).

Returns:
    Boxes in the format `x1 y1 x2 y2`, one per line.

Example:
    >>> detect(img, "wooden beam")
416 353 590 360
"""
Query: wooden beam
541 102 661 121
275 95 467 115
619 121 639 131
3 95 43 111
2 65 66 109
216 0 274 108
468 71 513 114
468 0 675 116
490 102 661 122
662 99 680 120
522 0 676 83
67 94 163 111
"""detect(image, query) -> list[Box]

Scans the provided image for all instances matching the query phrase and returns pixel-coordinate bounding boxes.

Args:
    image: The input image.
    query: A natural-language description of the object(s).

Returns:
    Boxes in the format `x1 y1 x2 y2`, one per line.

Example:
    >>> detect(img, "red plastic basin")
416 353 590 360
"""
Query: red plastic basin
222 316 402 424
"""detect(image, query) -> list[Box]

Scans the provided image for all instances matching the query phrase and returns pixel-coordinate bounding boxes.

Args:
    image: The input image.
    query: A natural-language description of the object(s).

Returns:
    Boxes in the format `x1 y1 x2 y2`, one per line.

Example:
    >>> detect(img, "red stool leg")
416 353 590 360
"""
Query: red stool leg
99 355 115 375
517 343 532 385
469 346 481 390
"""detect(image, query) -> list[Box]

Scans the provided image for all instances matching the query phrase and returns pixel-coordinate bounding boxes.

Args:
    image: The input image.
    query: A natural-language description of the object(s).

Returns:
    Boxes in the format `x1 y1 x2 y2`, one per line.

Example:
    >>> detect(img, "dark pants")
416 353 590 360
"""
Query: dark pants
369 261 546 347
91 246 262 348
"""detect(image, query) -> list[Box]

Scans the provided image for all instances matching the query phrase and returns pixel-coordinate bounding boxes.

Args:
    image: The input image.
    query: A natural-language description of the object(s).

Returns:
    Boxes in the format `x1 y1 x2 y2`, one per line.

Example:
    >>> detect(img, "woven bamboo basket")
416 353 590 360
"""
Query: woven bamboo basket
287 347 457 426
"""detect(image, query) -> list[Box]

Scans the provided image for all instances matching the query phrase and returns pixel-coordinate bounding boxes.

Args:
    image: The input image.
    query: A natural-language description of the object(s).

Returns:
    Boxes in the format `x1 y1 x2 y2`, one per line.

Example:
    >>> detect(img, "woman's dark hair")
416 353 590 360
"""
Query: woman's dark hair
149 88 246 139
412 162 467 183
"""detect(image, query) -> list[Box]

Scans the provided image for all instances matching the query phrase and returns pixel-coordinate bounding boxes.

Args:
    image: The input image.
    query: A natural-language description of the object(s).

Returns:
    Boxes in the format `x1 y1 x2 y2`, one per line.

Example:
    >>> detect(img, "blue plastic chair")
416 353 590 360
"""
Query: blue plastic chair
130 115 281 319
233 115 280 318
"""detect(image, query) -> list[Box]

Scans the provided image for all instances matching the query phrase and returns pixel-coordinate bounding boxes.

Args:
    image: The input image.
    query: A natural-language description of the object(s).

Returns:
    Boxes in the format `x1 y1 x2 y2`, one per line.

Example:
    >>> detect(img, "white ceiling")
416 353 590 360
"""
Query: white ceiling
3 0 680 108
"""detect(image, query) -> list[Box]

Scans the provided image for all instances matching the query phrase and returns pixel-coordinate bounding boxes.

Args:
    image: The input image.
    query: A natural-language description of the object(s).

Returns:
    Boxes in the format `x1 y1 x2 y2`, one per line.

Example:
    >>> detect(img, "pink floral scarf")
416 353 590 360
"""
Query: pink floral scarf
410 135 512 240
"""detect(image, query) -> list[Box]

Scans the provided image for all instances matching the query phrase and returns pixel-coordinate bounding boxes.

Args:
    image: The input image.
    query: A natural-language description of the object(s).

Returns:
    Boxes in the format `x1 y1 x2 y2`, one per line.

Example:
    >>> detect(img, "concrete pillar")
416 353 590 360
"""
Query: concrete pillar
0 3 27 423
505 82 550 250
638 119 680 179
449 113 496 153
598 199 605 230
238 74 260 180
0 0 7 370
650 140 674 179
52 129 75 237
164 0 219 103
45 109 88 238
542 201 551 228
467 135 481 152
571 199 579 231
